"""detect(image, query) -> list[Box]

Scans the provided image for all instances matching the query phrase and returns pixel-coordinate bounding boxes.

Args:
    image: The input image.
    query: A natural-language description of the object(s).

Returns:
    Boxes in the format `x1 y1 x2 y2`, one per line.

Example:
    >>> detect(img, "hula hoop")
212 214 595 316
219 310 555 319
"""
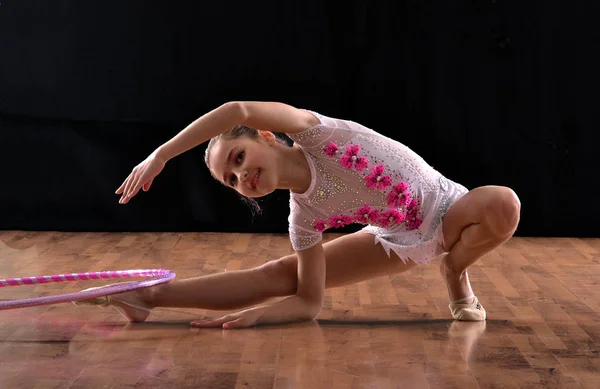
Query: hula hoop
0 269 175 310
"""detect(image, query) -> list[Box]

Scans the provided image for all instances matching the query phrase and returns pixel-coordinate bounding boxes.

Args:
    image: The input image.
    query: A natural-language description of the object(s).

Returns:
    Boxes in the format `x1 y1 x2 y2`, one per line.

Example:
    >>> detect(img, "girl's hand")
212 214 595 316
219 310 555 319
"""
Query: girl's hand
190 307 265 329
116 152 166 204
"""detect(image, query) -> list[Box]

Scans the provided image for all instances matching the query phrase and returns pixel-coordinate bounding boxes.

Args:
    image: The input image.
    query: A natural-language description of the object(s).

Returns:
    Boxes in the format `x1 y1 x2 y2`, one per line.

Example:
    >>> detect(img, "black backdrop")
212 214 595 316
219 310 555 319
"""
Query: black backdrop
1 1 598 237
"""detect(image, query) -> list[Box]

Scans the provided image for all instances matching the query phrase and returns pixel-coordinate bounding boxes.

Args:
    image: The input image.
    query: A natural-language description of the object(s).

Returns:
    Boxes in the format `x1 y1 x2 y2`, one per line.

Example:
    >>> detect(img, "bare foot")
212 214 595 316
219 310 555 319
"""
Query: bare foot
440 254 474 303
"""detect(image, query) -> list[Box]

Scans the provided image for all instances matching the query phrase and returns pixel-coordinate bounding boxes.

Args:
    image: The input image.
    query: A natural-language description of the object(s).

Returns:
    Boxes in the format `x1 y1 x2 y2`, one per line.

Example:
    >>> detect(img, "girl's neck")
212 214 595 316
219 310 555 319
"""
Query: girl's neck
277 145 312 194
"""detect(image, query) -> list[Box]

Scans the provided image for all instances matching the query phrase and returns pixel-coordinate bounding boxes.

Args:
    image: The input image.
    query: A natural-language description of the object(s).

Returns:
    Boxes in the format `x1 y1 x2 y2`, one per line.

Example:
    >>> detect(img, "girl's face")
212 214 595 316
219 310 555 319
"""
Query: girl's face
209 134 279 198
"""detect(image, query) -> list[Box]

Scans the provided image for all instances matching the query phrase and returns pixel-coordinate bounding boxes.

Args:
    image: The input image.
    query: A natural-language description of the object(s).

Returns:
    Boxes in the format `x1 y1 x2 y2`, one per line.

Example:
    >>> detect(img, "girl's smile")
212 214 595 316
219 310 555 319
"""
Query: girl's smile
251 169 260 189
208 132 312 198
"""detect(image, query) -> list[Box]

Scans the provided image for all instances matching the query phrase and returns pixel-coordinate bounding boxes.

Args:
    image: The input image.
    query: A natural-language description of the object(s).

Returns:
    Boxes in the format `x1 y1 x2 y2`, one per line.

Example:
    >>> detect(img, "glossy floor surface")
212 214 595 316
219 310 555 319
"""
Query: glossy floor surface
1 231 599 388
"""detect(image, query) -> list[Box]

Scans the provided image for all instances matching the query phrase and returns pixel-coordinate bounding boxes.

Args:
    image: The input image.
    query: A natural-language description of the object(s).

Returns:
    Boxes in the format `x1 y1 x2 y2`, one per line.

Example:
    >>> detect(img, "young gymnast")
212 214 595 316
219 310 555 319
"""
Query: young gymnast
74 101 521 328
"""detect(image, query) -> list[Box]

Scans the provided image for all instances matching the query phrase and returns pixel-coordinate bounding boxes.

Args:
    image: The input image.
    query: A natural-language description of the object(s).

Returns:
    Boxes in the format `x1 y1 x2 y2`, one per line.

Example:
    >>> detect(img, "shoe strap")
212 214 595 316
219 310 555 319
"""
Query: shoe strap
109 296 152 312
451 294 475 304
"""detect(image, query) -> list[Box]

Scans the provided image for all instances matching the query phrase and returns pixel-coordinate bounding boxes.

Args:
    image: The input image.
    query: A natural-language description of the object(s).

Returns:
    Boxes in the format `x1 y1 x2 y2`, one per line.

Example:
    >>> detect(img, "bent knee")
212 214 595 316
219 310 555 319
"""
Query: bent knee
487 187 521 237
258 256 298 294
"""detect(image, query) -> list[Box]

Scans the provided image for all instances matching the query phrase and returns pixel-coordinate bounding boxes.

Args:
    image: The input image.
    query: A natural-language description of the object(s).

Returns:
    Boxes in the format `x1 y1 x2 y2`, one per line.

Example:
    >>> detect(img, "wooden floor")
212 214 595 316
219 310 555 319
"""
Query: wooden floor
1 231 599 389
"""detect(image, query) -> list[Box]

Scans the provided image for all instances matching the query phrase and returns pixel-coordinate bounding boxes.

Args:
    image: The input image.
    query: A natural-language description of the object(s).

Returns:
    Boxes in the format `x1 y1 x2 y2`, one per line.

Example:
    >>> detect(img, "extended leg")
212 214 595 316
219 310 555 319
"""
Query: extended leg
87 231 418 322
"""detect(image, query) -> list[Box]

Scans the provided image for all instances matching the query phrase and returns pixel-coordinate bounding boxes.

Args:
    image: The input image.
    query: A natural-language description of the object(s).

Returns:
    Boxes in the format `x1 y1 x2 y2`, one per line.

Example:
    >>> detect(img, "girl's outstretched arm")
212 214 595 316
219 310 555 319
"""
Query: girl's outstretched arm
156 101 317 163
191 242 326 329
116 101 317 203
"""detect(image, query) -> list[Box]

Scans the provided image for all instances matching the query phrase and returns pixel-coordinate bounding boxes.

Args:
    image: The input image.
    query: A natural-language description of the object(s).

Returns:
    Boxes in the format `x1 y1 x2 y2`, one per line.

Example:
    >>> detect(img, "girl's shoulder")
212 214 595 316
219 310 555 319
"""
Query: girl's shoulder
287 110 375 150
285 110 330 148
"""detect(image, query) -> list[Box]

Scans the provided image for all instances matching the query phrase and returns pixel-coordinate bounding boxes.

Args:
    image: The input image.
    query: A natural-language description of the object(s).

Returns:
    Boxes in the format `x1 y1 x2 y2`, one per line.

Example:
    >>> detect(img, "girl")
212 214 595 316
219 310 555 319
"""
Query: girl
74 101 521 328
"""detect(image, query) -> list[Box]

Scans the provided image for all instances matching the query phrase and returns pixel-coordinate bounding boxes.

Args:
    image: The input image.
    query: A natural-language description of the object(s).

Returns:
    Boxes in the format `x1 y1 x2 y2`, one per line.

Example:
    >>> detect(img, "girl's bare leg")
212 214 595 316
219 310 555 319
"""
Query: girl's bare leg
103 231 418 322
88 185 520 323
439 185 521 305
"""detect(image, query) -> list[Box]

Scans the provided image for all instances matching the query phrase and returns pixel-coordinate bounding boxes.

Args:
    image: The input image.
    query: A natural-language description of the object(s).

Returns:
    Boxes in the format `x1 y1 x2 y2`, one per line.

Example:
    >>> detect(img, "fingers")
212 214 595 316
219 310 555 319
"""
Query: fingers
118 179 133 204
190 315 252 329
115 181 126 195
190 315 233 328
117 156 164 203
222 317 246 329
122 170 137 202
128 177 144 200
143 178 154 192
115 173 131 195
118 176 132 203
119 170 143 204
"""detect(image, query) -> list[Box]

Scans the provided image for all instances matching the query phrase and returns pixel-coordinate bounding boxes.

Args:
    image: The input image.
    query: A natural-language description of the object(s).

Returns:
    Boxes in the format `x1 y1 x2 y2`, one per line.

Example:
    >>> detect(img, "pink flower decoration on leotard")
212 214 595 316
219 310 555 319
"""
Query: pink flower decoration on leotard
378 209 406 228
340 144 369 171
329 215 354 229
314 220 328 232
365 164 392 190
406 207 418 221
355 205 380 224
406 215 423 230
323 142 339 157
405 205 423 230
407 199 419 211
387 182 411 207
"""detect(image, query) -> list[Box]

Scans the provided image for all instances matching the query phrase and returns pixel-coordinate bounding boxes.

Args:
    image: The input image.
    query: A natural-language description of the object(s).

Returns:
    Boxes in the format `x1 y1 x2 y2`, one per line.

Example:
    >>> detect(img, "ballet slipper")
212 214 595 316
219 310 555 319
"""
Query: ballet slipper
449 295 486 321
71 284 152 320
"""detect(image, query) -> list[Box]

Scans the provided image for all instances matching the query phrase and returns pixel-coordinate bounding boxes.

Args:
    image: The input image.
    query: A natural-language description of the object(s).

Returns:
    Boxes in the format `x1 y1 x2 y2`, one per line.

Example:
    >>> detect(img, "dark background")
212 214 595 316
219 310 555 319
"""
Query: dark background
1 1 598 237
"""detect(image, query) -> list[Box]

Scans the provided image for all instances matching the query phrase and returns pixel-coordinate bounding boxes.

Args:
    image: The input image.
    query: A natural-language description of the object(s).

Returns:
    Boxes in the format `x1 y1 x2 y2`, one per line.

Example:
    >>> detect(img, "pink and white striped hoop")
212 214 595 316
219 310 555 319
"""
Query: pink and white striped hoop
0 269 175 310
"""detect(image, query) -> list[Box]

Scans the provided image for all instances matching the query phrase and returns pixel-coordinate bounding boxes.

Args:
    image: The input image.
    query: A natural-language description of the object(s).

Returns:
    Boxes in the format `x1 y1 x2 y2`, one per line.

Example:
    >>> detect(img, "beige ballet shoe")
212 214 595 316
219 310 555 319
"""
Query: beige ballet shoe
449 295 486 321
72 284 152 321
